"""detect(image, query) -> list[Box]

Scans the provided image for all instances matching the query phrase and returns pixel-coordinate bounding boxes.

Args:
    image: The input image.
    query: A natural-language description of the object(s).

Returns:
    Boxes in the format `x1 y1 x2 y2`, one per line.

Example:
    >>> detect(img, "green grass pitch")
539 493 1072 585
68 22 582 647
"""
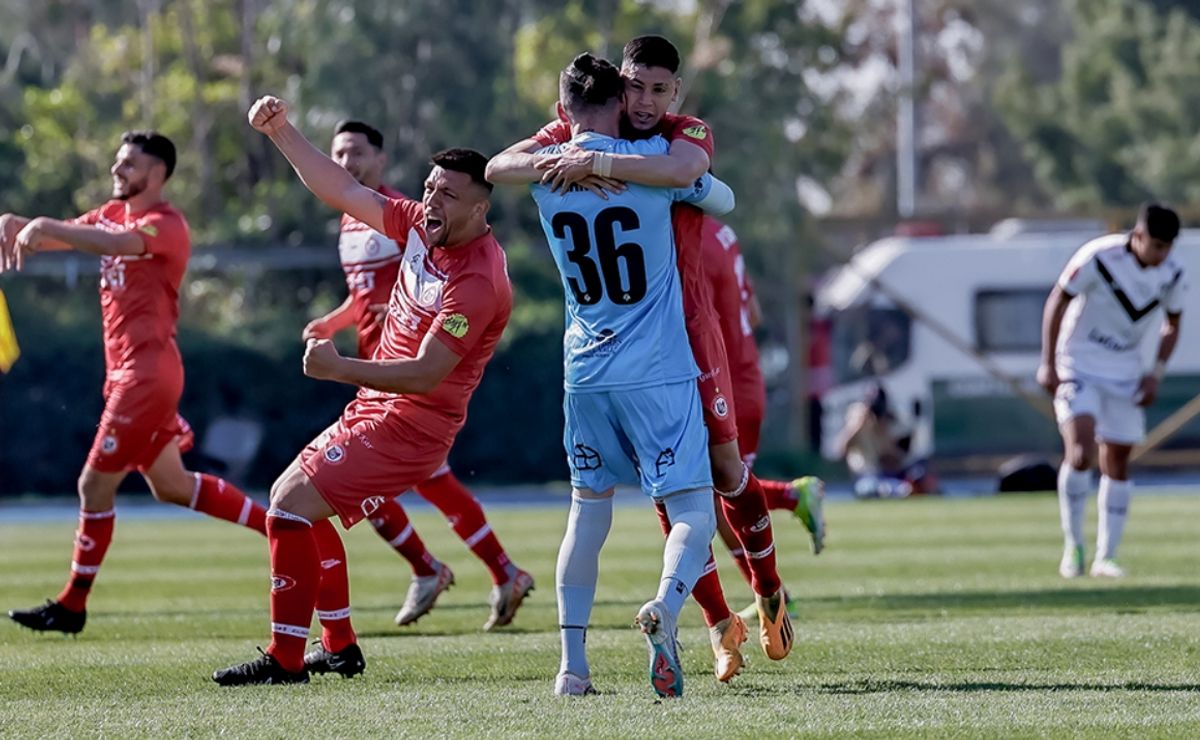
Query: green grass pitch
2 493 1200 738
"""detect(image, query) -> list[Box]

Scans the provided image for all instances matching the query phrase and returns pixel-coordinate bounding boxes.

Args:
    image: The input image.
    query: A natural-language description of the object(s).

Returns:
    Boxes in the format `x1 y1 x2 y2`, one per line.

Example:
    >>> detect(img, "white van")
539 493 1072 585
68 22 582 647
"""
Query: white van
814 225 1200 470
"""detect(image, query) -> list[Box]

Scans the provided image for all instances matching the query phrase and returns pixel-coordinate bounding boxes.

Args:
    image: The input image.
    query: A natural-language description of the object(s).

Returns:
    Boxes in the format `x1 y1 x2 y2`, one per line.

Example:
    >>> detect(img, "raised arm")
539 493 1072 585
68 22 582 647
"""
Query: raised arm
538 138 710 191
484 138 545 185
248 96 389 234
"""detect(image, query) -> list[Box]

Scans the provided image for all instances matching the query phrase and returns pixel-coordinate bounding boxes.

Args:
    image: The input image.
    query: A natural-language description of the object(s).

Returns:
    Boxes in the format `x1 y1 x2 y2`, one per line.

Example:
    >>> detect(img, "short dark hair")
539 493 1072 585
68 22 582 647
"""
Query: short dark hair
1139 202 1181 242
122 130 176 179
431 148 493 193
559 53 624 115
622 35 681 74
334 120 384 150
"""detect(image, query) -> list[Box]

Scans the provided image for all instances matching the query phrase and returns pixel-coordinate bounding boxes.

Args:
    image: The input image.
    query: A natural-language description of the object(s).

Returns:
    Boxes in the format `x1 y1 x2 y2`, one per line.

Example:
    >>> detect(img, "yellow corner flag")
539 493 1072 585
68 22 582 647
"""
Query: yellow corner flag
0 288 20 373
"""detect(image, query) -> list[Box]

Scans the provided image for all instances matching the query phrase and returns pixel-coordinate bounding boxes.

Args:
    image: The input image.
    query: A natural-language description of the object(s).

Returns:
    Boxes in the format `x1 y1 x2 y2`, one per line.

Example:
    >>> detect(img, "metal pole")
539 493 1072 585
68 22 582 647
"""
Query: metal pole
896 0 918 218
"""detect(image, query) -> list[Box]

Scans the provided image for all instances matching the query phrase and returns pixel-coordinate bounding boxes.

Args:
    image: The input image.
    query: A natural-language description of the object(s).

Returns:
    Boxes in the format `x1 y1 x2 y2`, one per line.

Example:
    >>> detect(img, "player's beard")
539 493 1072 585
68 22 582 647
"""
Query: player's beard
113 176 147 201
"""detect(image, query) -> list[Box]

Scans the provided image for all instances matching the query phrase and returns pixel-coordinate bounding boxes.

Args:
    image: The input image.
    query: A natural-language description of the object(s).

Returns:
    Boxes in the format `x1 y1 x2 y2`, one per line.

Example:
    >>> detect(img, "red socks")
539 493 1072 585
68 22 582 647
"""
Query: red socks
312 519 356 654
55 509 115 612
653 500 731 627
368 498 438 577
760 478 798 511
719 473 782 597
190 474 267 535
265 512 320 673
416 472 514 585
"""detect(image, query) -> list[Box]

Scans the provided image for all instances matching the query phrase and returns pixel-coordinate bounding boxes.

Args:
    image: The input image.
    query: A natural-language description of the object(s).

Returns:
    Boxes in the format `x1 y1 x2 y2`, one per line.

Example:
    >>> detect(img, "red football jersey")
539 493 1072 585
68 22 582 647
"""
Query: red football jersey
357 196 512 445
700 217 765 417
73 200 189 377
338 184 406 358
532 111 715 159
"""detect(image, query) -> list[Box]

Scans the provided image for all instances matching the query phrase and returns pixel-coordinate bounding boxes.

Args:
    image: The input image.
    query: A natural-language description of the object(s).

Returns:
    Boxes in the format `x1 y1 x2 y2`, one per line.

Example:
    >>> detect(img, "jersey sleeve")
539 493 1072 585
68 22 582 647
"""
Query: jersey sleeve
1058 248 1100 296
430 274 498 357
382 197 423 242
666 114 715 159
671 173 735 215
131 209 189 258
1164 267 1188 315
71 208 103 226
532 120 572 148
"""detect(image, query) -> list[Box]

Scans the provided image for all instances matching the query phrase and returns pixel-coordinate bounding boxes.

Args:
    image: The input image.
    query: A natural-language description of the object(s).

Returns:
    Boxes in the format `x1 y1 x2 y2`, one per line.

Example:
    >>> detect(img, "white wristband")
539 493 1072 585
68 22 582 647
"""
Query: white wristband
591 151 612 178
1152 360 1167 381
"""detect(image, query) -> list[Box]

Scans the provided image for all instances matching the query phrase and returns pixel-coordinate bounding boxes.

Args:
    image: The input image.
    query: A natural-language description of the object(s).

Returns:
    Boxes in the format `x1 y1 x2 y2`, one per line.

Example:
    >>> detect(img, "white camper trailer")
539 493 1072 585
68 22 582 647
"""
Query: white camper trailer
815 226 1200 469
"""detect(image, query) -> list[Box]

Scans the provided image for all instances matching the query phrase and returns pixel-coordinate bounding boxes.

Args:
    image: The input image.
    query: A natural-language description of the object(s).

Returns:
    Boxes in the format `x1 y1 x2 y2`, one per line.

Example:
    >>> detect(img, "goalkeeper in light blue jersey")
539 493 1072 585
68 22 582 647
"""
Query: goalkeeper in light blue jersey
490 52 734 699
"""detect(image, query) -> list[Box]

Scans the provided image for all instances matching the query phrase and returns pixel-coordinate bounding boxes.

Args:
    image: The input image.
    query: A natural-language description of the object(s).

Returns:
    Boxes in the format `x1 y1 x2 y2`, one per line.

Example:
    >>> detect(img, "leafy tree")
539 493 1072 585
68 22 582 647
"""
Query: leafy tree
999 0 1200 207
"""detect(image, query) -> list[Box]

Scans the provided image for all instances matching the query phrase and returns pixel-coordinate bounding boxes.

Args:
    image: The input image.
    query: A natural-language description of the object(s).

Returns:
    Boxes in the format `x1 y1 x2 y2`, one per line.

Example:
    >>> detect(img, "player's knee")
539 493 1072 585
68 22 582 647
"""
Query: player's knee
711 456 744 492
76 471 116 510
268 476 295 511
76 473 100 506
269 472 311 514
1067 444 1095 471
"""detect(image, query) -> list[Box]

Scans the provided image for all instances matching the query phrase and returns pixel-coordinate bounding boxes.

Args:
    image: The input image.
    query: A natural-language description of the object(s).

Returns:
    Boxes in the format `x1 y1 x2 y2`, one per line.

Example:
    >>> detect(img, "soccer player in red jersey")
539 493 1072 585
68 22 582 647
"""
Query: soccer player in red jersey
488 36 823 679
308 120 530 629
213 96 525 686
1 132 268 635
698 217 826 582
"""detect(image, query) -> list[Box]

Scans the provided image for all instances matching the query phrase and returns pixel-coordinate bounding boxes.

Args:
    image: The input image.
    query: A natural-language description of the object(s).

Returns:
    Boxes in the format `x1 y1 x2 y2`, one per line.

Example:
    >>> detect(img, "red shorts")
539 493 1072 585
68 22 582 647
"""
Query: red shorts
86 376 193 474
300 400 449 528
690 328 739 446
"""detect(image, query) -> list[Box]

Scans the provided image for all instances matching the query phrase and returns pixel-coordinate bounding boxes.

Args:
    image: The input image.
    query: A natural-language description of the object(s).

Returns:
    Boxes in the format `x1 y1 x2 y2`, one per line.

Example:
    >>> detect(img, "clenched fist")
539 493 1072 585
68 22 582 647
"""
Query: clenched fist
248 96 290 135
303 338 344 381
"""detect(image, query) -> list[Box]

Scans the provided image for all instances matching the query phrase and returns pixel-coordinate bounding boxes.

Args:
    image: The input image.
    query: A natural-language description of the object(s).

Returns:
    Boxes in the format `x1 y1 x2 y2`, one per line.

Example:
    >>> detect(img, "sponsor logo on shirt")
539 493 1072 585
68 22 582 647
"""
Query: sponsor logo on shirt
682 125 708 140
442 313 470 339
1087 328 1134 352
579 328 622 358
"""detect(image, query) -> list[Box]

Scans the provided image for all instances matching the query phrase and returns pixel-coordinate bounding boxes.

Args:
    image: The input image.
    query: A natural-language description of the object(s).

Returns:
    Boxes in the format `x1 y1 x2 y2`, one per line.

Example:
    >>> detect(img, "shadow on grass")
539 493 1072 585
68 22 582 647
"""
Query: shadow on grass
806 585 1200 614
811 679 1200 695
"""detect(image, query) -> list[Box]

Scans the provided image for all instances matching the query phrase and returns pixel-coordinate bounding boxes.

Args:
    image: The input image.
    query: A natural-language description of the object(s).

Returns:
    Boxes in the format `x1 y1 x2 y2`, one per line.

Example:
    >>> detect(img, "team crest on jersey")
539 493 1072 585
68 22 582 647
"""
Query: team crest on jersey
361 496 387 517
683 125 708 140
442 313 470 339
101 435 119 455
323 443 346 465
712 395 729 419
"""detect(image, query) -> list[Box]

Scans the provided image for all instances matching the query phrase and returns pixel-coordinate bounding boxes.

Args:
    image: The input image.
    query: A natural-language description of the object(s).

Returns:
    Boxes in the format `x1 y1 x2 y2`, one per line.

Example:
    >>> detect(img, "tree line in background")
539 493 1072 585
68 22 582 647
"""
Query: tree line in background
3 0 1199 492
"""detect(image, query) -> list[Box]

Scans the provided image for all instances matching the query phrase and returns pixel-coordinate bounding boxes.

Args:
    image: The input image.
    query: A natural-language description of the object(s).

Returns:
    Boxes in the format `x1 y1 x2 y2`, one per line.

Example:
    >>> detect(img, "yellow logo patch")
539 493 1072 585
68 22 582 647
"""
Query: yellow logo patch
138 224 159 237
442 313 469 339
682 125 708 140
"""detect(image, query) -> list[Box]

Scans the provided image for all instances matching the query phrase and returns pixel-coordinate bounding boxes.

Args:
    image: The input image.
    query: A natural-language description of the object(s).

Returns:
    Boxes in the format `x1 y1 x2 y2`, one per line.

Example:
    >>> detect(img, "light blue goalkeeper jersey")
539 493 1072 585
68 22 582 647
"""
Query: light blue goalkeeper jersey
531 132 717 392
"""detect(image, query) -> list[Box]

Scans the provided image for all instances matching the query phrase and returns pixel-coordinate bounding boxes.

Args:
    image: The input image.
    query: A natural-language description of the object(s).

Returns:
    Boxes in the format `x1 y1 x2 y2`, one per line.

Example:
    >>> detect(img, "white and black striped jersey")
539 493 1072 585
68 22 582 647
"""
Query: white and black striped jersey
1056 233 1187 382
